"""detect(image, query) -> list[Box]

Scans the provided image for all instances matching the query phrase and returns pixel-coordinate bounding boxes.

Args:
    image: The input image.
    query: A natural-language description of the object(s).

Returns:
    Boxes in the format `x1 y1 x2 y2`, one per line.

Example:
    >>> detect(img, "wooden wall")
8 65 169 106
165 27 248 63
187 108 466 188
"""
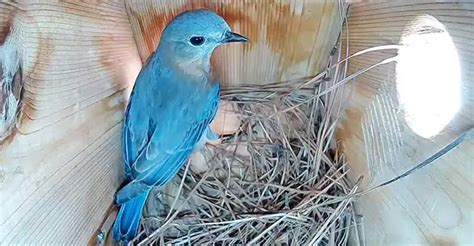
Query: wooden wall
125 0 344 86
339 1 473 245
0 2 141 244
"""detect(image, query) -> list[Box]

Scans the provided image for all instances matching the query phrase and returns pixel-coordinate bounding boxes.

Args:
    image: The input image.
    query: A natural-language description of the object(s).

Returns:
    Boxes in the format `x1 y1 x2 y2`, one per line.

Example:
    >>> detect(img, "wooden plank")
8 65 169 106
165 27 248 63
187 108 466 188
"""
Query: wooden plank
0 2 142 244
339 1 474 245
124 0 343 86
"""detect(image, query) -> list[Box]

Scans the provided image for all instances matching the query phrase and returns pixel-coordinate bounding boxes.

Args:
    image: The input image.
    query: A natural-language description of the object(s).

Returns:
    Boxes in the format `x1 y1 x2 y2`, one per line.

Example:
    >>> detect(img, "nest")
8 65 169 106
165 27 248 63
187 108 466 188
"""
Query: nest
127 28 368 245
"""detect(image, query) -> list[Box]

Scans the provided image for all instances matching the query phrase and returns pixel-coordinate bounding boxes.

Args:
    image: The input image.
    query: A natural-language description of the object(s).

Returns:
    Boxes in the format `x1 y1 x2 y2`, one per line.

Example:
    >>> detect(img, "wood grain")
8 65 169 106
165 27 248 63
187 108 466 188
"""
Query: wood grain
0 2 141 244
124 0 344 87
339 1 474 245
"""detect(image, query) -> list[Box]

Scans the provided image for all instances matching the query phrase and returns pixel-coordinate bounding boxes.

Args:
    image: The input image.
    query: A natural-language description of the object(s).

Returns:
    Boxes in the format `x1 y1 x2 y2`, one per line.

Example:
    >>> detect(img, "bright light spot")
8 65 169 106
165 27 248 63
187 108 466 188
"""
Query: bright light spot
396 15 461 139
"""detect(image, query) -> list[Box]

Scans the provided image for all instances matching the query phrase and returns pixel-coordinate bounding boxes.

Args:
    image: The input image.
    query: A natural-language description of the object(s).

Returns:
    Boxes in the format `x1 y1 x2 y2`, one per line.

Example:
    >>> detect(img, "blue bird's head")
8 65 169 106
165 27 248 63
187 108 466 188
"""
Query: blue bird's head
158 9 248 62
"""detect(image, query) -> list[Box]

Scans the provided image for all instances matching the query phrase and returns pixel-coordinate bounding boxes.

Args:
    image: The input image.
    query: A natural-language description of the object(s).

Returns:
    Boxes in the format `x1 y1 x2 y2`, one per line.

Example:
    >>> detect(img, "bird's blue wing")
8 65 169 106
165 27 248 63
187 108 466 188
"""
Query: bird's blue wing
122 64 155 182
117 82 219 204
122 97 136 181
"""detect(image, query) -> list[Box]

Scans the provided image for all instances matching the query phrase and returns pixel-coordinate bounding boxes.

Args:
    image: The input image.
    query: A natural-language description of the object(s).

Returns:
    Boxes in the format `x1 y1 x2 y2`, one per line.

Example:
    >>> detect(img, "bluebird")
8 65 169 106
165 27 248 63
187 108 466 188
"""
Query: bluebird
112 9 248 242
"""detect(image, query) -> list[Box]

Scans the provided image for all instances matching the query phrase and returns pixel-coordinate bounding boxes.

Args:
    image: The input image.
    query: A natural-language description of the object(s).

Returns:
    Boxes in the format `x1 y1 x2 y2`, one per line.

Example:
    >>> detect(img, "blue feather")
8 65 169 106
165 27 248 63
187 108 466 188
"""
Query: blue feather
113 191 149 242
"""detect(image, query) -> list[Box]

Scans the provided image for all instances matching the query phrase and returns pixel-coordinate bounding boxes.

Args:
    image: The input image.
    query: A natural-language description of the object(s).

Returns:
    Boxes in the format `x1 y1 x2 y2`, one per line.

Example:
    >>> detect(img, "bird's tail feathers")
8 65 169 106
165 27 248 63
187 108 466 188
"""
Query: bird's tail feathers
113 190 149 243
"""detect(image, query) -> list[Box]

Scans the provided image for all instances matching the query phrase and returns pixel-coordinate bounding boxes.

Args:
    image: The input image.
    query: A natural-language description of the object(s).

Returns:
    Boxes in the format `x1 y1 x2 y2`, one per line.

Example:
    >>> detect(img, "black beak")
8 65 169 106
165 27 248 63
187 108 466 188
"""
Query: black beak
222 31 249 43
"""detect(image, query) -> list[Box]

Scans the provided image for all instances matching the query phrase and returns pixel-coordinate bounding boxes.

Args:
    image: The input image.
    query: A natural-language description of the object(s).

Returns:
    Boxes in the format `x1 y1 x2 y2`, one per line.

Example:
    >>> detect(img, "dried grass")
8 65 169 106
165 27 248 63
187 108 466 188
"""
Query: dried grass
137 66 359 245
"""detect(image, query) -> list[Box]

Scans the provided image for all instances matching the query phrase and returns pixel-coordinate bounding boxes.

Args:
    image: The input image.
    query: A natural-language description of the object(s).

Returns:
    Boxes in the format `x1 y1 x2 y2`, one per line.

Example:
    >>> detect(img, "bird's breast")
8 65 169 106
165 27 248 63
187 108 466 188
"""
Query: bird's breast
173 57 211 81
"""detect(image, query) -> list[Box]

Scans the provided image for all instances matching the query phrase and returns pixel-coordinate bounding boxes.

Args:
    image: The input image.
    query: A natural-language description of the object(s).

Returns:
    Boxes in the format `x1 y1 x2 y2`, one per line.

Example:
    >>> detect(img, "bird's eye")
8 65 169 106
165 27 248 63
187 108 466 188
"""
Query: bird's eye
190 36 205 46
